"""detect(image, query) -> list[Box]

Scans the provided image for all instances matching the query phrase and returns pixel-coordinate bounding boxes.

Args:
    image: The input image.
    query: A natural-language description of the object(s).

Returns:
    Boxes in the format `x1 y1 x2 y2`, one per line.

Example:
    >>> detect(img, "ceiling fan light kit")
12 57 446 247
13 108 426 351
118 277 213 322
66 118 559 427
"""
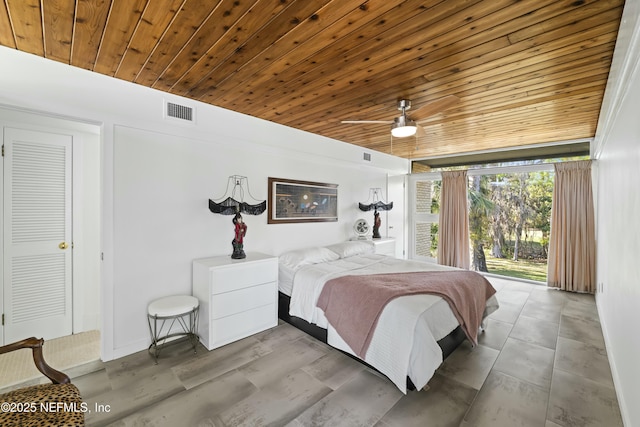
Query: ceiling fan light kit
391 116 417 138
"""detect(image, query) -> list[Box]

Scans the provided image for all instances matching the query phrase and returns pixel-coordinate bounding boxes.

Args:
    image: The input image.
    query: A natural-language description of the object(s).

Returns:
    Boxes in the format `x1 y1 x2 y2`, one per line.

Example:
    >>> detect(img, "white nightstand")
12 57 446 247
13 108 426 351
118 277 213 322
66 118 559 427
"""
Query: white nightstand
348 236 396 257
372 237 396 256
192 252 278 350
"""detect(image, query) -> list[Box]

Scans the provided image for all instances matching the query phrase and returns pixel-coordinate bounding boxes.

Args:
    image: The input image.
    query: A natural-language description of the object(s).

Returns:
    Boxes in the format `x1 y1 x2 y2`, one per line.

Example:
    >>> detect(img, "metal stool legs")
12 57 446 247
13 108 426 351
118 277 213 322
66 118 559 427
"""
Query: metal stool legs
147 305 199 363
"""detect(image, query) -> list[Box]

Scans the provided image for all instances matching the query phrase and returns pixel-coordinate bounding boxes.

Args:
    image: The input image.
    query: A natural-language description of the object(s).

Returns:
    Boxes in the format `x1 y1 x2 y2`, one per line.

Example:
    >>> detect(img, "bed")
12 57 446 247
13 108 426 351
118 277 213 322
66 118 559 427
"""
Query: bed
277 240 499 393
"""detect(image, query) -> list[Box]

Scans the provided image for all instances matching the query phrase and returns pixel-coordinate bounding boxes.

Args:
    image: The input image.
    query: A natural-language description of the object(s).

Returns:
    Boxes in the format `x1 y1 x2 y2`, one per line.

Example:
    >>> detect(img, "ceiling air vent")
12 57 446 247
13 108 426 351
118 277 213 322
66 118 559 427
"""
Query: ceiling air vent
363 152 372 162
165 101 195 123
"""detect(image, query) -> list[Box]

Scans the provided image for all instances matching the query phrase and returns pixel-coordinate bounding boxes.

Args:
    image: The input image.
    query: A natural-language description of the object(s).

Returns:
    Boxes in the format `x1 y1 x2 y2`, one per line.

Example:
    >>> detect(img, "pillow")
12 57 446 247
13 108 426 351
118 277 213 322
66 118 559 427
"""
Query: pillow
278 246 340 271
325 240 375 258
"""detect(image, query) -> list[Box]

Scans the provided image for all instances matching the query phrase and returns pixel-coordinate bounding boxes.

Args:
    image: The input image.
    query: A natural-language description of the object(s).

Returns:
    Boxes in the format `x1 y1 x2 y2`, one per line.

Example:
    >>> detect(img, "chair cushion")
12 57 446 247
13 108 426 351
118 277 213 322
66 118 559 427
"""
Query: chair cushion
0 383 84 426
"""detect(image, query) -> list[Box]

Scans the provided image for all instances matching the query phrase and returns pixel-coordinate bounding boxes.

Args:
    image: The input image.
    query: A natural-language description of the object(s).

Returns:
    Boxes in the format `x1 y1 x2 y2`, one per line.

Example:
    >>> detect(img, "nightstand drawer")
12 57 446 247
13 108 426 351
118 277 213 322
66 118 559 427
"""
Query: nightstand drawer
211 282 276 319
210 261 278 294
373 238 396 256
210 303 277 348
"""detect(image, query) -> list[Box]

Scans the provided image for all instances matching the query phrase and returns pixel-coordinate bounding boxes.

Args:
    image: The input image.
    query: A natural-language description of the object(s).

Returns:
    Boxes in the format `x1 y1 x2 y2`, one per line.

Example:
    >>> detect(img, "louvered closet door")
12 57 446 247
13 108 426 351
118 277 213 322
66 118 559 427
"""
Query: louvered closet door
3 127 72 343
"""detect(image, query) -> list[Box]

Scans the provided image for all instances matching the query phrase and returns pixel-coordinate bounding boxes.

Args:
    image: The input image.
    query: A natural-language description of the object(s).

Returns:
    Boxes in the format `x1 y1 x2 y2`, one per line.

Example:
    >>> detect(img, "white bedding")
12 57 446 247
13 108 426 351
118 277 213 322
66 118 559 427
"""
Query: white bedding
278 263 296 296
287 253 499 393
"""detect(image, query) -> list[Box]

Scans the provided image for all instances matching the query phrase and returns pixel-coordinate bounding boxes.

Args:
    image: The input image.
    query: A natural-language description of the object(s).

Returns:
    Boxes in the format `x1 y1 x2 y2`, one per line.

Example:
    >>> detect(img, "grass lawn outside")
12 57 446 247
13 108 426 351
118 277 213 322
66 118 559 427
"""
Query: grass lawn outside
484 251 548 282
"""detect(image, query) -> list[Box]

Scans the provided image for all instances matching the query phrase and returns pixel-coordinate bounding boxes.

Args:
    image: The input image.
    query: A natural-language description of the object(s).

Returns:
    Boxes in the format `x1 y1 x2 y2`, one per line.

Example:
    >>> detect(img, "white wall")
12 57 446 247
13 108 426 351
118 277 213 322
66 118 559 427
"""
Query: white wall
0 46 409 361
74 129 102 331
592 0 640 425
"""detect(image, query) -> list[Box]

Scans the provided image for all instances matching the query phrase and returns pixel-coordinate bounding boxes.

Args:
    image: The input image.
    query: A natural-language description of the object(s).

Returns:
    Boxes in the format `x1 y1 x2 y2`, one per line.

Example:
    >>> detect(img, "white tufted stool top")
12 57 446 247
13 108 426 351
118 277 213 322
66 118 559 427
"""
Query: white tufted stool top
148 295 199 317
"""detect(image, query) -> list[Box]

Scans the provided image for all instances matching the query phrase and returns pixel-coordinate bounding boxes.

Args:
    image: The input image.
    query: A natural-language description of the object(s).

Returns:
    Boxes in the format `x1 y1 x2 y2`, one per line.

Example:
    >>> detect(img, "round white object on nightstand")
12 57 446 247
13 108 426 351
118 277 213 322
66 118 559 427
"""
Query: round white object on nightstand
353 218 370 239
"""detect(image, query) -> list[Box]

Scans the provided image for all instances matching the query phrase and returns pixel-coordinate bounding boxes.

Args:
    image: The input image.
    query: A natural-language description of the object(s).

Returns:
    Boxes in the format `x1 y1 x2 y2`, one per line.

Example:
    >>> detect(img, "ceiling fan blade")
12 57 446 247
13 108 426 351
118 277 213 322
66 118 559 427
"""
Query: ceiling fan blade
411 95 460 121
341 120 393 124
415 124 426 137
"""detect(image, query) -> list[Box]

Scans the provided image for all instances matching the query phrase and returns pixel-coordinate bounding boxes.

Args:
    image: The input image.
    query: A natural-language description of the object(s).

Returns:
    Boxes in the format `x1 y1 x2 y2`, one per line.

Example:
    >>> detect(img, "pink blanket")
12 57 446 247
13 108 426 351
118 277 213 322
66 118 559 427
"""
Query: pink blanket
316 271 496 358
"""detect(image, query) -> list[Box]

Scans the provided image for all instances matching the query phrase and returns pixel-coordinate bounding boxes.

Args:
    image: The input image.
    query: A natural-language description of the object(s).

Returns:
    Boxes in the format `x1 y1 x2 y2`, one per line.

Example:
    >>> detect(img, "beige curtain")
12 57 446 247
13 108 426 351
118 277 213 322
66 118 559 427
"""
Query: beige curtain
438 170 470 269
548 160 596 293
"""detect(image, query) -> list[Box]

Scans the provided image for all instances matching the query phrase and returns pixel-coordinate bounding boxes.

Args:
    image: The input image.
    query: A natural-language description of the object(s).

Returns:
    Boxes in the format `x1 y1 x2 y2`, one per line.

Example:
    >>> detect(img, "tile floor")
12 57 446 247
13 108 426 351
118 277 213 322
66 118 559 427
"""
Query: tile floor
72 277 623 426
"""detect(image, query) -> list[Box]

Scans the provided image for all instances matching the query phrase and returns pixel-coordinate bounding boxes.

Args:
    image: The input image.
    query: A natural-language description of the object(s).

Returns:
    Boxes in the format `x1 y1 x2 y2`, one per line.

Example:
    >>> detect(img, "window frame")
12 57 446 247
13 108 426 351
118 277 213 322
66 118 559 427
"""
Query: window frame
409 163 555 263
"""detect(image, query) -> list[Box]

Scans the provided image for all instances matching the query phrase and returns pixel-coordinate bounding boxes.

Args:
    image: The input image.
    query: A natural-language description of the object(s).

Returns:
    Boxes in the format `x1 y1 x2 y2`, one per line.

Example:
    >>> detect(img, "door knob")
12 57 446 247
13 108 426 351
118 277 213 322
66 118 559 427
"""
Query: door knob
59 242 68 250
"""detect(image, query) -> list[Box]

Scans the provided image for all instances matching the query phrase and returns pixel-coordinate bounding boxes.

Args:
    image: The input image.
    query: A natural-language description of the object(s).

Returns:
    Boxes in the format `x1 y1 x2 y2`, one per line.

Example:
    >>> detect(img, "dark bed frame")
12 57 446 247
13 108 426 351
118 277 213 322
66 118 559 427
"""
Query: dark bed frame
278 291 466 390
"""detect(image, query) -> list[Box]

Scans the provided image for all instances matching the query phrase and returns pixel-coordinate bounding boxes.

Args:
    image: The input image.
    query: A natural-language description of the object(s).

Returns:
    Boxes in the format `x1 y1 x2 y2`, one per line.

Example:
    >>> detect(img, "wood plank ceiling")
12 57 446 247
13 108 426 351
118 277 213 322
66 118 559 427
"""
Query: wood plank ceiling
0 0 624 161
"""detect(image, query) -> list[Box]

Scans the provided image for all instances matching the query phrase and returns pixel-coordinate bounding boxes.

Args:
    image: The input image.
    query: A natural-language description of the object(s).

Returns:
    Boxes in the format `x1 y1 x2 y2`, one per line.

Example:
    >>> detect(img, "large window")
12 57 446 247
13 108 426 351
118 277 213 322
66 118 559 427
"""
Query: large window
410 163 556 282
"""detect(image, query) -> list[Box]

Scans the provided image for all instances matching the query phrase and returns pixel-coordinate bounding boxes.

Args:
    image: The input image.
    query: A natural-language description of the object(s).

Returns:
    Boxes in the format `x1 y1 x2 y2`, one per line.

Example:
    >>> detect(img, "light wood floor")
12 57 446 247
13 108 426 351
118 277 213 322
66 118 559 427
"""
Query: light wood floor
71 277 622 426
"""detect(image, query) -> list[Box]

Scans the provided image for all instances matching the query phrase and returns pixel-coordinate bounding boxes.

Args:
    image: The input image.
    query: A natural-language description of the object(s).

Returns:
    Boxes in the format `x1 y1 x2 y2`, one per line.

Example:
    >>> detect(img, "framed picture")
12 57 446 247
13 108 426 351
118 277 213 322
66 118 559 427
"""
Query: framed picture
268 177 338 224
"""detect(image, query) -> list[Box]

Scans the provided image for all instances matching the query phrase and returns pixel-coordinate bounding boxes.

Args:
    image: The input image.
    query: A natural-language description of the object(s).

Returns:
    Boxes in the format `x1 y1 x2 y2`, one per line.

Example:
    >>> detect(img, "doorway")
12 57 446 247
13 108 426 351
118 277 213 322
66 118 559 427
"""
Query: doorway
0 108 101 346
3 127 73 342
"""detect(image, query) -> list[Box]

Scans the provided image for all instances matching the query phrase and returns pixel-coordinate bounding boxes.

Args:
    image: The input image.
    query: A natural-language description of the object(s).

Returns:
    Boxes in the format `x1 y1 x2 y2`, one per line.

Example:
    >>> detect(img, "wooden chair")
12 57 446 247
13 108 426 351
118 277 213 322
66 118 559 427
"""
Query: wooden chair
0 337 84 426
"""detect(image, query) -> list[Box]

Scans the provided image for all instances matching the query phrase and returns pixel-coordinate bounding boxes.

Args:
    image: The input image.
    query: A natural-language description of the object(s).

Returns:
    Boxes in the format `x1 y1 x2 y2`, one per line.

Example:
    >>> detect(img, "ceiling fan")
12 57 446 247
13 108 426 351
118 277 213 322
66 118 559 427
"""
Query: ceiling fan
341 95 459 138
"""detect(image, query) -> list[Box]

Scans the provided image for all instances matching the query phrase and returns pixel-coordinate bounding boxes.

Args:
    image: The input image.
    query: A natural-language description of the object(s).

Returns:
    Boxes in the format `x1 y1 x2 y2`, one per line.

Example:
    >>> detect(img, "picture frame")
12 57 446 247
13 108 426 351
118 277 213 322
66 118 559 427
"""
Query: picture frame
268 177 338 224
